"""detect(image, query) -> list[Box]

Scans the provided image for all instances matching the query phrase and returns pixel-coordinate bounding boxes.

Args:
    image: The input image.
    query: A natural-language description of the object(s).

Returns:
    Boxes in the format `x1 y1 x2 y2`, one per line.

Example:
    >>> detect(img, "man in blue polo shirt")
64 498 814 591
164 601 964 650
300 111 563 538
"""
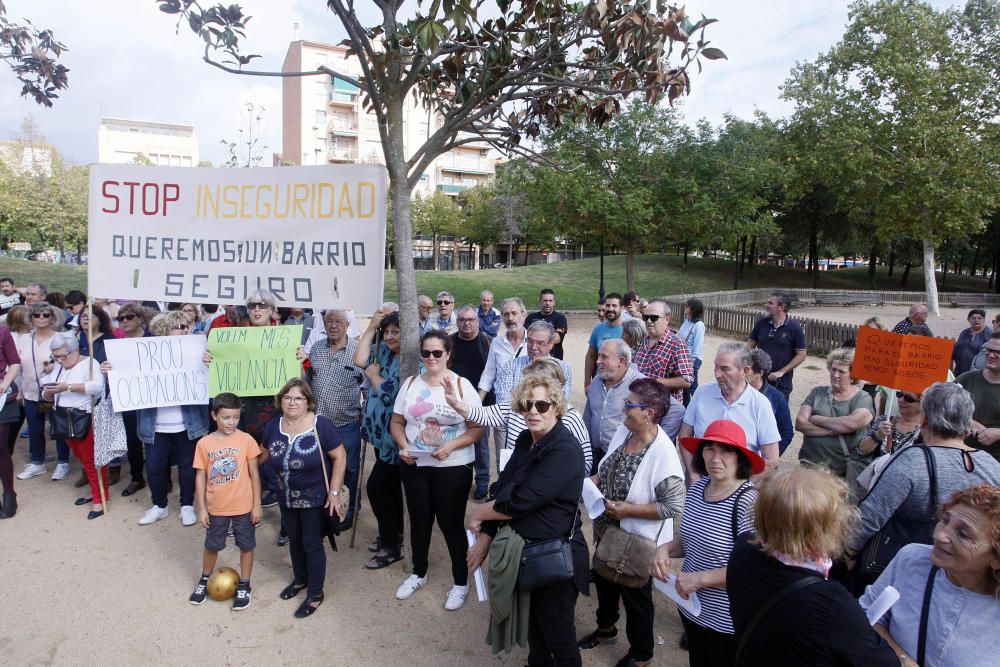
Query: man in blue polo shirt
746 291 806 400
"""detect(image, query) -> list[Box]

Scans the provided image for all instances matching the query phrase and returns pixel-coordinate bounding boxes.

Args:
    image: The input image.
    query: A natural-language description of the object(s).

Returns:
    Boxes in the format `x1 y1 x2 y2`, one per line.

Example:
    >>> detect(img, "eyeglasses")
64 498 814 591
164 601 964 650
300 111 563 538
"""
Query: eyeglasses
281 395 306 403
420 349 445 358
642 314 661 323
419 304 433 311
437 300 452 305
120 313 139 321
457 318 477 324
32 312 53 319
526 338 550 347
518 399 553 414
51 353 69 361
247 301 269 311
896 392 920 403
984 347 1000 357
624 401 649 409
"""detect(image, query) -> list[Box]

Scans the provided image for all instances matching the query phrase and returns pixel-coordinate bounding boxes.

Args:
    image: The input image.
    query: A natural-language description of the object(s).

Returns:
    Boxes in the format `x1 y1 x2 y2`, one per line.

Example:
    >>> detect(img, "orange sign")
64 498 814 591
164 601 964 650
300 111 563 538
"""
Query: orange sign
852 326 954 393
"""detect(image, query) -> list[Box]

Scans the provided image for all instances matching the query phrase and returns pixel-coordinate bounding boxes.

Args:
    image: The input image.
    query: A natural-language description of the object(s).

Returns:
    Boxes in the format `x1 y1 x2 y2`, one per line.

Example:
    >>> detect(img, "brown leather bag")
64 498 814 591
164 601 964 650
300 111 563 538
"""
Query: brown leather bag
593 523 656 588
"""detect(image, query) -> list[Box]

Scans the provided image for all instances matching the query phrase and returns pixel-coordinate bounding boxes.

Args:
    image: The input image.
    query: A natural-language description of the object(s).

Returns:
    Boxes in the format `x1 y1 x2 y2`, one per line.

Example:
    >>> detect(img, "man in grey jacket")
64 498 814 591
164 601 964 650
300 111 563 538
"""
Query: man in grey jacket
584 338 644 467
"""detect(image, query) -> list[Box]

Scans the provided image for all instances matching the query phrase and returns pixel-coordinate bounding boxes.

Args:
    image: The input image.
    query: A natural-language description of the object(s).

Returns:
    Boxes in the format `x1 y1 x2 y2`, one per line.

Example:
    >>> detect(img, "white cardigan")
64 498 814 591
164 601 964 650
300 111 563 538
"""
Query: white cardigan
603 424 685 546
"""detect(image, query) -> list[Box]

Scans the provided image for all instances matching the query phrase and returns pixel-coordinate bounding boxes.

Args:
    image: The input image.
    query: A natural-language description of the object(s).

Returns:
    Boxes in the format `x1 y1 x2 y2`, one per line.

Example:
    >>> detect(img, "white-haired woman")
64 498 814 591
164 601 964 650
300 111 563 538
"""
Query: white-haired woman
41 331 106 519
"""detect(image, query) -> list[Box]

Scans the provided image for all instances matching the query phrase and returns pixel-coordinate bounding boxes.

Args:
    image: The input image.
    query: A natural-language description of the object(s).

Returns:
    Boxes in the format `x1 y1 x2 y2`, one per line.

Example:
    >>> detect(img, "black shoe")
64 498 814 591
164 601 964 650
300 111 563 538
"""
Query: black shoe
280 582 306 600
0 492 16 519
87 509 105 520
368 536 381 553
74 496 92 506
261 492 278 508
189 575 209 605
474 482 489 501
277 533 290 547
294 594 323 618
121 480 145 497
365 549 403 570
578 628 619 649
232 582 252 611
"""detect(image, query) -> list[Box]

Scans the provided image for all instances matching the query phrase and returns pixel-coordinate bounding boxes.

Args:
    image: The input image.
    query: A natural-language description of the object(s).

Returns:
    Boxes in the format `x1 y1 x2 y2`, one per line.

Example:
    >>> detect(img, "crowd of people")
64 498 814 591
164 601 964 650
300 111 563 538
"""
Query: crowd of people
1 278 998 666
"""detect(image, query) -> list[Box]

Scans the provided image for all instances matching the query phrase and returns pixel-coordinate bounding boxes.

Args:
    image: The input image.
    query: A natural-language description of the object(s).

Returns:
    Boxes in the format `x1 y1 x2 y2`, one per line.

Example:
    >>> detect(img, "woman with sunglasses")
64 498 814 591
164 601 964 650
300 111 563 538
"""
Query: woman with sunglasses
854 389 925 494
14 302 69 481
390 330 484 610
577 378 685 667
40 331 106 518
467 373 589 665
105 311 210 527
102 303 151 495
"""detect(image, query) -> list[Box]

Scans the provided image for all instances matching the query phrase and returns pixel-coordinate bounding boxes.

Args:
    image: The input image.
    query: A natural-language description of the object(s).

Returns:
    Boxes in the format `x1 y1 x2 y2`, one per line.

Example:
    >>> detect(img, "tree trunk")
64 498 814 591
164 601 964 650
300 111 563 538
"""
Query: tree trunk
941 259 948 290
523 243 530 266
732 242 741 290
923 237 940 316
970 245 979 277
748 236 757 267
625 242 636 293
682 243 689 269
887 247 895 277
900 261 912 288
809 230 820 289
867 240 878 290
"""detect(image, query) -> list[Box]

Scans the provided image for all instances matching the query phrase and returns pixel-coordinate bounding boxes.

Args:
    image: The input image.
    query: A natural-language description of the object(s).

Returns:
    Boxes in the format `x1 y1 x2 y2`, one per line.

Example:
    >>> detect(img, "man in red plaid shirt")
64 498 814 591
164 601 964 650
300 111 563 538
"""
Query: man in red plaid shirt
632 300 694 402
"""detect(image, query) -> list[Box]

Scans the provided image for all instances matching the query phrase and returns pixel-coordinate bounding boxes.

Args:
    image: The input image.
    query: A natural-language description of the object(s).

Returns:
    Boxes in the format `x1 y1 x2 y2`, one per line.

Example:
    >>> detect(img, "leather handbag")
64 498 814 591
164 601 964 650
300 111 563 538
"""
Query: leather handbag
316 420 349 552
593 523 656 588
517 507 579 592
50 405 92 440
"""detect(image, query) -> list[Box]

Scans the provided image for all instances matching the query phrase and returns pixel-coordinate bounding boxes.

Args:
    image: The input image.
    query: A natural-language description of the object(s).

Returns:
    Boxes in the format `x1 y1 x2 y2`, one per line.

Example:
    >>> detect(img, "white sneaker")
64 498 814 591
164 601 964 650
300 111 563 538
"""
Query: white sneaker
138 506 169 525
51 463 70 481
16 463 46 480
180 505 197 526
444 584 469 611
395 574 428 600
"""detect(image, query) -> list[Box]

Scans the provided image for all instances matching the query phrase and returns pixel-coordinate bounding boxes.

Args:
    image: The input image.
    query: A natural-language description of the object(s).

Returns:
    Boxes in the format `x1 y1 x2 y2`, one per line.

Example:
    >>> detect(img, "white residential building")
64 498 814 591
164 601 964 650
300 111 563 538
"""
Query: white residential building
97 117 199 166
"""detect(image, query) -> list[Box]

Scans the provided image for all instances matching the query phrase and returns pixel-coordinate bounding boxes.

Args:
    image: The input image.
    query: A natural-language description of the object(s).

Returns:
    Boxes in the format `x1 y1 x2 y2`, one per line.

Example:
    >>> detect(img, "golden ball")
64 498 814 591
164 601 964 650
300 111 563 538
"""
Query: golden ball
207 567 240 601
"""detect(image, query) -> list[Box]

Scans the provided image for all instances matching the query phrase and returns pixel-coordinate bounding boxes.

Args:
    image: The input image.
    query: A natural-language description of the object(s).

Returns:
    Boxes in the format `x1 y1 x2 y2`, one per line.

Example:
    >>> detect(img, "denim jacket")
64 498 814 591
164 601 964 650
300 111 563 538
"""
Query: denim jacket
136 404 211 444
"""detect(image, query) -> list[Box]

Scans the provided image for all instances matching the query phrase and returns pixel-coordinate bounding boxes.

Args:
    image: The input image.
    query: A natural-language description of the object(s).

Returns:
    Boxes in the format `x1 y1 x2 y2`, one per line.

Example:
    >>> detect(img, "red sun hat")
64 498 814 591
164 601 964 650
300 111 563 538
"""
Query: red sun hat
679 419 766 475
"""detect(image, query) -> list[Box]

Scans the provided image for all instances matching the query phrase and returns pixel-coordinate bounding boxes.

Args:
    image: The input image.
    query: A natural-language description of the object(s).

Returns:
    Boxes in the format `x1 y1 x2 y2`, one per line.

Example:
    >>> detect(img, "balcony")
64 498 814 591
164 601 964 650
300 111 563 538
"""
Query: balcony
328 117 358 136
328 147 358 162
438 157 493 174
437 183 468 194
328 90 358 106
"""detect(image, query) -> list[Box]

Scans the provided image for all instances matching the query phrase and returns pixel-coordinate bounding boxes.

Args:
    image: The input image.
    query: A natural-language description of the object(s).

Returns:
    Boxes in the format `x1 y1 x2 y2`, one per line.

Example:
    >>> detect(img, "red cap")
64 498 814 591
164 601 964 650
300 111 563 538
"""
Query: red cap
679 419 766 475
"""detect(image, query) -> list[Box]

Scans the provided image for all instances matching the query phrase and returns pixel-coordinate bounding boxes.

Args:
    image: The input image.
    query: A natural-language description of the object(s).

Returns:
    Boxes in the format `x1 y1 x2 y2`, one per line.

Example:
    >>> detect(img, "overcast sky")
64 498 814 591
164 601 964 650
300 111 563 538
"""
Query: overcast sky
0 0 960 166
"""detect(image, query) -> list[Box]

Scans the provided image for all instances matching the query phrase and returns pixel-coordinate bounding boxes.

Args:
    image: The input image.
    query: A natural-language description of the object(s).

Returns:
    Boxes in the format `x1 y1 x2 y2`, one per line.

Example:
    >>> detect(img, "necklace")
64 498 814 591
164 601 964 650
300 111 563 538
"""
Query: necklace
705 479 743 501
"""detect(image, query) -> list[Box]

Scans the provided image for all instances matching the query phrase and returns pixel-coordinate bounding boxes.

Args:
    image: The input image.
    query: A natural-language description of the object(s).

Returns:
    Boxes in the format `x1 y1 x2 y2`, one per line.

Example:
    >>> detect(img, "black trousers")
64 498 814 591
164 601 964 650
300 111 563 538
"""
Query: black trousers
279 505 327 599
594 571 655 661
527 579 582 666
399 462 471 585
367 458 403 551
679 612 737 667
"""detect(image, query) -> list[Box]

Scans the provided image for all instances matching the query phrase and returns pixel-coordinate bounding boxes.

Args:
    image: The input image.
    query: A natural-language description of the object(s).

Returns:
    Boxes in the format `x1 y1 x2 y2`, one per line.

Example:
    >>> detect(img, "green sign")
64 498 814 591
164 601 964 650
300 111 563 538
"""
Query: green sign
207 325 302 397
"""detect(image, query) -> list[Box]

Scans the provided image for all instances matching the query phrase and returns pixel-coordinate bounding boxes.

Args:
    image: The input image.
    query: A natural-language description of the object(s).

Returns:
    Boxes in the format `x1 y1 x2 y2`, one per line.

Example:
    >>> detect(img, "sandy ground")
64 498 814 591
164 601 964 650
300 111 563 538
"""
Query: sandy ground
0 306 921 666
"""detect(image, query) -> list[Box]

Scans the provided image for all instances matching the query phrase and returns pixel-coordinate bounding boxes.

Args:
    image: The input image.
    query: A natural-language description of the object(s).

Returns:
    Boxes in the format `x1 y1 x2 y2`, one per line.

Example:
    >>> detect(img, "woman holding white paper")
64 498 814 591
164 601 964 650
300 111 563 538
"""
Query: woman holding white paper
651 419 762 667
578 378 685 667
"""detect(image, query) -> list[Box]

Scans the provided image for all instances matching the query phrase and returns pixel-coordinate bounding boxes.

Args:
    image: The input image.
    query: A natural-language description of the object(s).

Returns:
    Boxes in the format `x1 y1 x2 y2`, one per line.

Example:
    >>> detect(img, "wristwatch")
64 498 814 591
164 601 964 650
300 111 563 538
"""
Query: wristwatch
328 490 340 497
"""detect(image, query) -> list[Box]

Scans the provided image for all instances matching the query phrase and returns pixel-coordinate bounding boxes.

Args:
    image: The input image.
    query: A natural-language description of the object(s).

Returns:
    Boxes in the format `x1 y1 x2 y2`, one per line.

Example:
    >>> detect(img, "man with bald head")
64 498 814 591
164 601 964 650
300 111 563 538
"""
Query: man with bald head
892 303 930 335
584 338 644 465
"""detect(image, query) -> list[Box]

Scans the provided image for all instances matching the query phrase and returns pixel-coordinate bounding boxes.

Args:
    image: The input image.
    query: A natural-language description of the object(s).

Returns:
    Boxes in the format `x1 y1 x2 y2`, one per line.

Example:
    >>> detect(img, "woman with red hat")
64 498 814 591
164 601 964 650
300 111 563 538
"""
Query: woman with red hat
651 419 764 667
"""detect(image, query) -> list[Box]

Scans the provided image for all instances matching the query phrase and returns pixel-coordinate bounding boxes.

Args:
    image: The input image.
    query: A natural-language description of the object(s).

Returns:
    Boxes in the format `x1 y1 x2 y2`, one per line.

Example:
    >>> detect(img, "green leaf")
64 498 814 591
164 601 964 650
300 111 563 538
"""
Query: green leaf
701 47 727 60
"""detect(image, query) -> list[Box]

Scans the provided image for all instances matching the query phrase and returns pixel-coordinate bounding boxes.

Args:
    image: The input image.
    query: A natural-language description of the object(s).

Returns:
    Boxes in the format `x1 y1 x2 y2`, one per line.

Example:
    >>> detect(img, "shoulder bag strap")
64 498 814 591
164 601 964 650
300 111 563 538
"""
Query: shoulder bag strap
315 417 331 494
731 484 752 540
736 575 825 662
920 444 937 514
917 565 939 666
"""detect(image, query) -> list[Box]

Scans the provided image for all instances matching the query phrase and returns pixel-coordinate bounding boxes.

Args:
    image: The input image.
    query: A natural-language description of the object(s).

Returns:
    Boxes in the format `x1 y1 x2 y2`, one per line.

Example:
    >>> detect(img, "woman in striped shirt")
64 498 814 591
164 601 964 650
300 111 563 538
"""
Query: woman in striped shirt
651 419 764 667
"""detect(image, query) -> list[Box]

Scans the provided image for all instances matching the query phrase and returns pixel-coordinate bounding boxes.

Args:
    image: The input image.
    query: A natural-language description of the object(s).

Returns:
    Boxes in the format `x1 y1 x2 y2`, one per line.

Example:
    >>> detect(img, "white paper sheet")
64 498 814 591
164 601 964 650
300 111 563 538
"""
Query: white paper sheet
865 586 900 626
466 530 488 602
654 573 701 617
404 448 436 459
581 478 606 519
499 448 513 472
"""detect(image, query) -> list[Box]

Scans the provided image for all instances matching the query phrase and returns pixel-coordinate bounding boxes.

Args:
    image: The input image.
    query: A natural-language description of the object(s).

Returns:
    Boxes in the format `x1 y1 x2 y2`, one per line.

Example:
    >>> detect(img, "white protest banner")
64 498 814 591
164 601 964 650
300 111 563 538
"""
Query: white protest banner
88 164 388 310
104 335 210 412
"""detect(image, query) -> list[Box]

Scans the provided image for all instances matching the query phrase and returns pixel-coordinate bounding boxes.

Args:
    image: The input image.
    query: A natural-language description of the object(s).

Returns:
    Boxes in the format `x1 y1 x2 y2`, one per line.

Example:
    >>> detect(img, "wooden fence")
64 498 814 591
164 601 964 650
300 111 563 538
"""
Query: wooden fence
659 288 1000 309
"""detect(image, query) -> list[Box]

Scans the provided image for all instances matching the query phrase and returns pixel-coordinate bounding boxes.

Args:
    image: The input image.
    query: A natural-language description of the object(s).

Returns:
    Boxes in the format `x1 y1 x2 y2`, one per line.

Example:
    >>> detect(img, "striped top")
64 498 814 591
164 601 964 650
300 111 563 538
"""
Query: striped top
679 478 757 634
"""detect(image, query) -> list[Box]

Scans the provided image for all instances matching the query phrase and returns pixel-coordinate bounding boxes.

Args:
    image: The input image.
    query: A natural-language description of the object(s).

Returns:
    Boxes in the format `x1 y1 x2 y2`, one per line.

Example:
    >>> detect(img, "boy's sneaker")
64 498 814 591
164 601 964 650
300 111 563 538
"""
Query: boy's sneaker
51 463 70 481
445 584 469 611
232 582 252 611
138 506 169 525
16 463 46 480
260 492 278 508
180 505 197 526
189 575 209 605
395 574 428 600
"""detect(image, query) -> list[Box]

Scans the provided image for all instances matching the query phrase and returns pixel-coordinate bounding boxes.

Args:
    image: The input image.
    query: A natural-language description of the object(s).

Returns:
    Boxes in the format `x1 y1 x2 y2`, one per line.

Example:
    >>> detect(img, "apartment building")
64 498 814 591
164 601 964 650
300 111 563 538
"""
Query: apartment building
97 117 199 166
281 39 496 269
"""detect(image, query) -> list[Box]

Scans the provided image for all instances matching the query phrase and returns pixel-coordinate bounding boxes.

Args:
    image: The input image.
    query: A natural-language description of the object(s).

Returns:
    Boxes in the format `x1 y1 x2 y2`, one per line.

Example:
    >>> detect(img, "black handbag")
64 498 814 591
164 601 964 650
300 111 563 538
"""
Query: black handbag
47 367 92 440
315 420 347 552
855 444 936 589
517 507 579 592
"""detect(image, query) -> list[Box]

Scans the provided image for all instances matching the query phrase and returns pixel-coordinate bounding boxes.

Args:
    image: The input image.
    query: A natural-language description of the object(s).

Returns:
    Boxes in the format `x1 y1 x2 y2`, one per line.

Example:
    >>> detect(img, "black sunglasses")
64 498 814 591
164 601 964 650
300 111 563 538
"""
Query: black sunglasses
518 399 553 414
642 314 661 323
32 312 53 319
420 349 445 358
437 300 452 305
896 391 920 403
247 301 269 311
119 313 139 321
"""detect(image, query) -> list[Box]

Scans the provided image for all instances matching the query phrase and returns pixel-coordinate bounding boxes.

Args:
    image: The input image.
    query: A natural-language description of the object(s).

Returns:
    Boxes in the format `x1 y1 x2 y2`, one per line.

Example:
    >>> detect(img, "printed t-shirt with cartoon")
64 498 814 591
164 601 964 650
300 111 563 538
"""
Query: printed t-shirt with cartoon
193 431 261 516
393 373 482 467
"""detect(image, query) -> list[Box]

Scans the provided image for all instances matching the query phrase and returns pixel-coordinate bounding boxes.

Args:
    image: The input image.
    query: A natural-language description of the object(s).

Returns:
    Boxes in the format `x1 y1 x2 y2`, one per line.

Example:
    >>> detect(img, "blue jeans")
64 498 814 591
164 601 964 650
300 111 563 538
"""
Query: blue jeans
25 399 69 465
334 420 361 521
145 431 196 508
473 432 491 486
683 358 702 407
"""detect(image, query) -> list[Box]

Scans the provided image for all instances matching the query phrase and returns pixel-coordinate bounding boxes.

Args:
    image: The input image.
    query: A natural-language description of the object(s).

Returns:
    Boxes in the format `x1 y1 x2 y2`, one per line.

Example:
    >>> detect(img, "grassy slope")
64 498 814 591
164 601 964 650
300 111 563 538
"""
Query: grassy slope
3 254 991 309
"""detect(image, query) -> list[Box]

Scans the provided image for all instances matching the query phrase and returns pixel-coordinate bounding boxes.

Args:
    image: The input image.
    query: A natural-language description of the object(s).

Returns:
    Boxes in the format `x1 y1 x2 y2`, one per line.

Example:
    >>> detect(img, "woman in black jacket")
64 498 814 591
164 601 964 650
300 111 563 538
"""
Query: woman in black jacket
727 466 897 667
467 374 588 667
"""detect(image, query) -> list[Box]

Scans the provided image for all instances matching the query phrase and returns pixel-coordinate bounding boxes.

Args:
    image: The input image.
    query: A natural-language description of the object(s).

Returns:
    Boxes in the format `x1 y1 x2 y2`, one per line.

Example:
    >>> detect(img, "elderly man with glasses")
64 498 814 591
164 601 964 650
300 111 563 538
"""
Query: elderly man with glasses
494 321 573 403
957 330 1000 460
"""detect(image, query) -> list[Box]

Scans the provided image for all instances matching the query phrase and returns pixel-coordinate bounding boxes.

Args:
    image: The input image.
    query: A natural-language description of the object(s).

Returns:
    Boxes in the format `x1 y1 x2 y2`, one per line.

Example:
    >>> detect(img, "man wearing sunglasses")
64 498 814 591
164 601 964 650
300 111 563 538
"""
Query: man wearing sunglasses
525 288 568 360
424 291 458 335
957 330 1000 460
746 292 806 400
632 300 694 403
